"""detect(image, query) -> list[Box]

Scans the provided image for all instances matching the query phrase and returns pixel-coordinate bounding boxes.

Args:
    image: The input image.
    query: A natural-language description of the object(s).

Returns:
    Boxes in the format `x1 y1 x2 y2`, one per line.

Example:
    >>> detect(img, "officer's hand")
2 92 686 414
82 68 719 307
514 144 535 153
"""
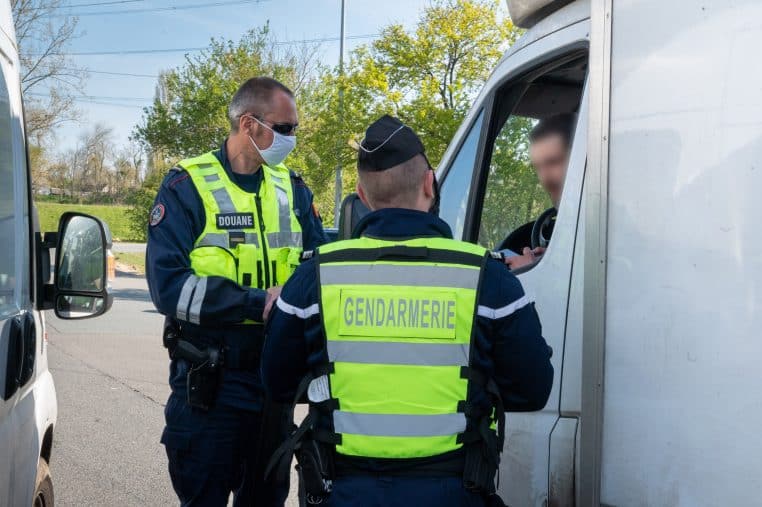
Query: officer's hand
263 286 283 322
505 247 545 271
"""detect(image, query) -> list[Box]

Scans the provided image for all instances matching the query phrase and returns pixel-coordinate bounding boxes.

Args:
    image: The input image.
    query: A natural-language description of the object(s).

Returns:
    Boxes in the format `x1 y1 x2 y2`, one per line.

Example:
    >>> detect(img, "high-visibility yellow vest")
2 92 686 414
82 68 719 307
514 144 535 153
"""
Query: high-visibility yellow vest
179 152 303 322
315 236 490 459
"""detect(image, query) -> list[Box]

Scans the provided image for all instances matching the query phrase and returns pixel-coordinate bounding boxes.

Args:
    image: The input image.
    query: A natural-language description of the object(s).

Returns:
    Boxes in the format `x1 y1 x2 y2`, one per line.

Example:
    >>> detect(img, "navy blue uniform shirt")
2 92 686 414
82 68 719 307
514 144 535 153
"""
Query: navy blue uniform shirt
263 208 554 422
146 140 329 410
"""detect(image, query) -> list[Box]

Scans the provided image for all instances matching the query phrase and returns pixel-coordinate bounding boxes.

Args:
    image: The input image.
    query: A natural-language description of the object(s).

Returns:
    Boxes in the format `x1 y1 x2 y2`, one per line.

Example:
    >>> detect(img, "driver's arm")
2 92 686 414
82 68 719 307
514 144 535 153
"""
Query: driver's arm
505 247 545 271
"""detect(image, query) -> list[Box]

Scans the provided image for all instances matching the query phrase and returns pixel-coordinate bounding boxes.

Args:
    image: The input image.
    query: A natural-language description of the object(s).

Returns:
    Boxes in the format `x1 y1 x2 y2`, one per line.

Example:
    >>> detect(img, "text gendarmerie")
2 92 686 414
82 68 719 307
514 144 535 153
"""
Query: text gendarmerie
342 296 456 330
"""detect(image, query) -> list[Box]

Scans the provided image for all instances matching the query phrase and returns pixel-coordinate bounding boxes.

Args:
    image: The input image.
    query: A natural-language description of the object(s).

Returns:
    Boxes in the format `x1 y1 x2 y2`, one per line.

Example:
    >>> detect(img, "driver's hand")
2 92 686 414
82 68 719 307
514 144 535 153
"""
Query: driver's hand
504 247 546 270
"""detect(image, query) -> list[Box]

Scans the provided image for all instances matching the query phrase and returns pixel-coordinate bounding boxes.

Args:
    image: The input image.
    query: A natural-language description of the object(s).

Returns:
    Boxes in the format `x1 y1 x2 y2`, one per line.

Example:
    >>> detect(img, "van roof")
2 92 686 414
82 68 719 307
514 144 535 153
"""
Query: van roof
506 0 576 28
500 0 589 64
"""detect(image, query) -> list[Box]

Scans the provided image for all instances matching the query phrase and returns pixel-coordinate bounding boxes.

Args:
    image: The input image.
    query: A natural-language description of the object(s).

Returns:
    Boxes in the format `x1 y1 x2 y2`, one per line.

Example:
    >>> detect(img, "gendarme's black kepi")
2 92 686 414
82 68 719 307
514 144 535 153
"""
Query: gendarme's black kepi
357 114 426 171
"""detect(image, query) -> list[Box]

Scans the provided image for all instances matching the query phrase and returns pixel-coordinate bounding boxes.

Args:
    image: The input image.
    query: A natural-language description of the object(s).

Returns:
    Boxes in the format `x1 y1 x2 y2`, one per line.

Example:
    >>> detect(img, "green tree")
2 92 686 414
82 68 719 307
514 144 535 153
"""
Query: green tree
299 0 520 221
131 0 523 229
133 25 319 160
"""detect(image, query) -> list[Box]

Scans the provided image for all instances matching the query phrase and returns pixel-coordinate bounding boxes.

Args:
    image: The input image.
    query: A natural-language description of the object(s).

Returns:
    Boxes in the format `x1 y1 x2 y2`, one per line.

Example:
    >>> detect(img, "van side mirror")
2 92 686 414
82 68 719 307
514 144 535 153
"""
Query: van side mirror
43 212 113 319
337 193 371 241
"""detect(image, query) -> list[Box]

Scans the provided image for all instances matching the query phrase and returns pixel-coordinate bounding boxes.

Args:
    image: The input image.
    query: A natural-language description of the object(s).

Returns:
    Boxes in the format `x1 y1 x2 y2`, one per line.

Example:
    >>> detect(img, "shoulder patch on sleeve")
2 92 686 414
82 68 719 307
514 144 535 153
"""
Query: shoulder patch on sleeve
149 203 166 227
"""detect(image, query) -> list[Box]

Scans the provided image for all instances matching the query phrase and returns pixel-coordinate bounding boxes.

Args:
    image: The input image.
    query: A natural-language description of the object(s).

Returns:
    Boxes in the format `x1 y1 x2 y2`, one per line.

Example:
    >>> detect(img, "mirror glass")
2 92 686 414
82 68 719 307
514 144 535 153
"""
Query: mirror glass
55 295 105 319
57 215 105 292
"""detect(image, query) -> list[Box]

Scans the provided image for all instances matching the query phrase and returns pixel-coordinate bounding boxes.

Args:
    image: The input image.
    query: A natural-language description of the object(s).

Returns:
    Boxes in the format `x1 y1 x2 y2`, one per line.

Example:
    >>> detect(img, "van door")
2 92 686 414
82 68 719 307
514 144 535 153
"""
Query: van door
437 22 588 506
0 45 38 506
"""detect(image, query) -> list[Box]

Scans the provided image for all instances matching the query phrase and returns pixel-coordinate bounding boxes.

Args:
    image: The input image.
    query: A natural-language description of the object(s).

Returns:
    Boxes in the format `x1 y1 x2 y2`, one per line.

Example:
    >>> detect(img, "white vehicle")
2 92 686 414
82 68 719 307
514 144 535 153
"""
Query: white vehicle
0 2 112 506
431 0 762 505
337 1 762 504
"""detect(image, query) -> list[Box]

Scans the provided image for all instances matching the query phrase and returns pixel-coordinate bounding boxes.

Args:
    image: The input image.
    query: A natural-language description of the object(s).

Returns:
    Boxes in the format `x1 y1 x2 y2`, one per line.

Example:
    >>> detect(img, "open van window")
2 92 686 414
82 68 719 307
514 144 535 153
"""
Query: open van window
476 53 587 268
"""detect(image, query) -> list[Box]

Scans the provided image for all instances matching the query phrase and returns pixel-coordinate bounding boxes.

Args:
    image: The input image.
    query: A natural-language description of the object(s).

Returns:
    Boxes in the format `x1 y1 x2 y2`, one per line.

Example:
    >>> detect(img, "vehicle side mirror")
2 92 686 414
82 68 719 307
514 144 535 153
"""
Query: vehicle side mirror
44 212 113 319
337 193 370 240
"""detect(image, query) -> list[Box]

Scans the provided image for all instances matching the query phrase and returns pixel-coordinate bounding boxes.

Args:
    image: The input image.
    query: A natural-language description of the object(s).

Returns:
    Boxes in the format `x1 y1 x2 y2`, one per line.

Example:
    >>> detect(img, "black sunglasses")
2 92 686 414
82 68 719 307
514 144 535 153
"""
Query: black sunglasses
251 115 298 135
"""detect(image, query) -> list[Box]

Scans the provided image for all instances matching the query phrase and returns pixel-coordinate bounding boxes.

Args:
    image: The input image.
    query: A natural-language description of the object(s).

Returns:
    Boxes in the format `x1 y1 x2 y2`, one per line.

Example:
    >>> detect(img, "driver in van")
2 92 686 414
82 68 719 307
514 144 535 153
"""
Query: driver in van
504 114 574 270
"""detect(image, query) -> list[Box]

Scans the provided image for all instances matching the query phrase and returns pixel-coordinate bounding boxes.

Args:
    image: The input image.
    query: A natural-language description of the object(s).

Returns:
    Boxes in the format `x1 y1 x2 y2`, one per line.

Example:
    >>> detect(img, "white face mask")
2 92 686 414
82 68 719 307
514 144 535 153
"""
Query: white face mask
248 117 296 167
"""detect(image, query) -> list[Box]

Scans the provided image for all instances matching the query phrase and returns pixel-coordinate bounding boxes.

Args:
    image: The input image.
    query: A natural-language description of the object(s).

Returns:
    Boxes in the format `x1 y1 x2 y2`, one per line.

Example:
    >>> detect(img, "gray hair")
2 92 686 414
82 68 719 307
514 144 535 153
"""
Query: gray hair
228 77 293 132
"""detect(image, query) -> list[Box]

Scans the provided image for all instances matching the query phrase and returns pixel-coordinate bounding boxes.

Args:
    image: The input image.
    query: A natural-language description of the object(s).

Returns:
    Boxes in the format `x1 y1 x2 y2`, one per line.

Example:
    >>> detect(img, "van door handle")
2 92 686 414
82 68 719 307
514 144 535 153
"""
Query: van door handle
3 314 25 400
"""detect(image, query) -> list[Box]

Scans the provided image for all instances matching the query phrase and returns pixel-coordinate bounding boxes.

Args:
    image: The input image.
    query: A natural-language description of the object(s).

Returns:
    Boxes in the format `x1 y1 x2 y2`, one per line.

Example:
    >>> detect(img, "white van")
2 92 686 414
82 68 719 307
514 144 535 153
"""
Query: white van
431 0 762 505
0 2 112 506
336 1 762 504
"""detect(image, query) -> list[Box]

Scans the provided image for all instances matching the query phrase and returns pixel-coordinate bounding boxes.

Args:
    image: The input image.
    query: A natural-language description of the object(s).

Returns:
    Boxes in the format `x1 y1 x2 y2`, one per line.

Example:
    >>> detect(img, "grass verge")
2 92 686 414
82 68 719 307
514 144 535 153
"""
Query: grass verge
113 251 146 275
36 202 138 242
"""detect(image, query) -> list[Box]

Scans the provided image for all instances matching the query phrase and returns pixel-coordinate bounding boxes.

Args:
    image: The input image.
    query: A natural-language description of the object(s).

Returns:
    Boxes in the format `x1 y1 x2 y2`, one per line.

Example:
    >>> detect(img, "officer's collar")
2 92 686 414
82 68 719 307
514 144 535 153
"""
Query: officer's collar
353 208 454 240
218 139 264 186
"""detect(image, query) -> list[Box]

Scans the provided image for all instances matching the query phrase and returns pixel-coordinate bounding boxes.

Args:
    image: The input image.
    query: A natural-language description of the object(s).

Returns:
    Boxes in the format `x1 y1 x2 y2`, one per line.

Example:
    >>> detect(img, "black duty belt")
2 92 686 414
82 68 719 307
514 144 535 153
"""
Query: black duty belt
174 335 263 371
333 450 465 478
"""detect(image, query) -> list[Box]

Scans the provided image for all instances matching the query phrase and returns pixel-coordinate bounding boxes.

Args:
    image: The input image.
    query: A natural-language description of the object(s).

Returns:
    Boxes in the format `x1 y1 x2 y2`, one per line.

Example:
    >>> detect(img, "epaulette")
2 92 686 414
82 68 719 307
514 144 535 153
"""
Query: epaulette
300 250 315 262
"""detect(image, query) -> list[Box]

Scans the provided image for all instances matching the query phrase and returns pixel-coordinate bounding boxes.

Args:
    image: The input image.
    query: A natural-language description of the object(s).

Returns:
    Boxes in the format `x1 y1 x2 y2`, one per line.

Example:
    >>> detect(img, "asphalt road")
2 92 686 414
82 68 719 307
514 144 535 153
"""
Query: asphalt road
46 272 173 506
46 272 302 506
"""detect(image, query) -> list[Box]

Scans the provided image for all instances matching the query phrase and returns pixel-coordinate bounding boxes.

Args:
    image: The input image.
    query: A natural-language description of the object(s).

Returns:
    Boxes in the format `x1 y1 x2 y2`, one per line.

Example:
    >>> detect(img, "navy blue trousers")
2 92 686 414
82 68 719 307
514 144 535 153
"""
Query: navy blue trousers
161 392 288 506
324 476 487 507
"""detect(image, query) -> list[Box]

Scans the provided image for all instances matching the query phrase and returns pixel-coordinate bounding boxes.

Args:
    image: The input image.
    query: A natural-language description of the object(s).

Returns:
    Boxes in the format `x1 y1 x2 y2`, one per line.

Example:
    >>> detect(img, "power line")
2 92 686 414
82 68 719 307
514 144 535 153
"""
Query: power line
71 99 145 109
28 91 151 102
29 0 144 10
41 33 378 56
72 68 159 78
42 0 268 17
27 93 145 109
28 0 145 10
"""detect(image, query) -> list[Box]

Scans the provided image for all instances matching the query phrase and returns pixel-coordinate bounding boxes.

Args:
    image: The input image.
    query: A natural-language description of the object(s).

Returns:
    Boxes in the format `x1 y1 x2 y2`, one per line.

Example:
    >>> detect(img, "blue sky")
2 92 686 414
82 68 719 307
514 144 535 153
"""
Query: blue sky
47 0 461 153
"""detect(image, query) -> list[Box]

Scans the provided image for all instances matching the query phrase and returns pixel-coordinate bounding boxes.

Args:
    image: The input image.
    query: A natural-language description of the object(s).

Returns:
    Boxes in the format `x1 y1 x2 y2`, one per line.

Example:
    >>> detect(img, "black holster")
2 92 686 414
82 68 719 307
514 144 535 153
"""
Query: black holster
185 350 221 411
295 436 334 505
163 318 223 411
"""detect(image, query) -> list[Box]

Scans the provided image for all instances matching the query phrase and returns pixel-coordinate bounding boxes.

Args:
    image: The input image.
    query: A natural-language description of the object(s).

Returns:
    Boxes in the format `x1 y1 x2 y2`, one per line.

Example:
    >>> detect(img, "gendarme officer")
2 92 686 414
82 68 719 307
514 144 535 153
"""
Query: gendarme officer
262 115 553 506
146 76 328 506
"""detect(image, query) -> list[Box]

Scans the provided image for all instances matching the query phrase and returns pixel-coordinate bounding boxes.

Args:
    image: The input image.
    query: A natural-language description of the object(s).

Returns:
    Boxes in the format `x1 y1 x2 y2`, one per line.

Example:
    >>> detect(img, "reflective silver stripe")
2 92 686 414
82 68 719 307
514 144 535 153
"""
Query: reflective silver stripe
197 233 228 248
267 231 303 248
276 297 319 319
176 275 199 321
188 277 208 325
477 295 532 320
319 264 479 289
328 341 469 366
211 187 236 214
275 185 292 240
333 412 467 437
204 173 220 183
197 232 260 249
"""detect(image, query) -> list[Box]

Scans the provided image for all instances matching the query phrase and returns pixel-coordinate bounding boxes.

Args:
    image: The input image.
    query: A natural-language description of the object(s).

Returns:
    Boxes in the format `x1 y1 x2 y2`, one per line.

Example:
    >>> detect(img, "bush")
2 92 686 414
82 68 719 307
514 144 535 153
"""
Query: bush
125 187 157 242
